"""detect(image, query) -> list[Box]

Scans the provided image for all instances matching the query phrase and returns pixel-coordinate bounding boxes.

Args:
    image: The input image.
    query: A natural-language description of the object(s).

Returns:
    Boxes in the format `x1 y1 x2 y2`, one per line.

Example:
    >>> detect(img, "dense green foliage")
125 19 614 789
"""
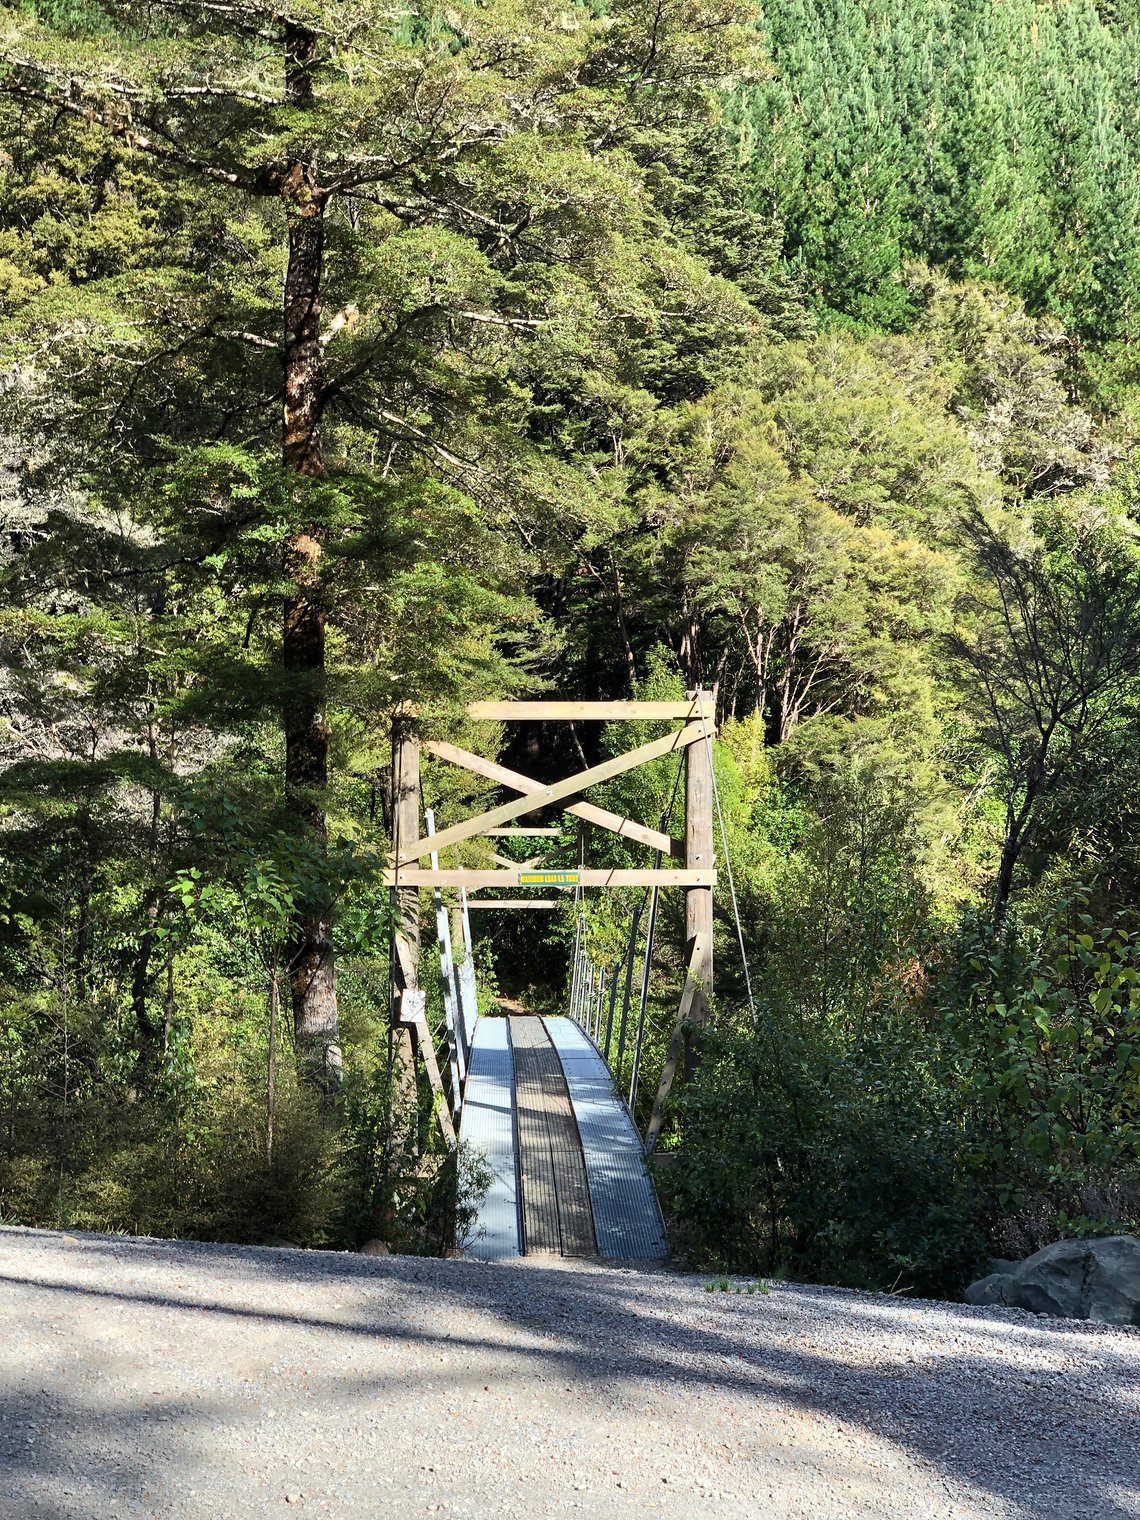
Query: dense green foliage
744 0 1140 355
2 0 1140 1290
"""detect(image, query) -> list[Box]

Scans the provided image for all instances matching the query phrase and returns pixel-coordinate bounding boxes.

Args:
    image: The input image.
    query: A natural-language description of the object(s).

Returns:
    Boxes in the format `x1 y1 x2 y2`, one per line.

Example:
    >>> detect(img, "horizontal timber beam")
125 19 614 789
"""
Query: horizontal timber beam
465 700 706 721
401 724 705 864
425 739 682 858
465 899 561 909
484 827 563 837
384 869 716 888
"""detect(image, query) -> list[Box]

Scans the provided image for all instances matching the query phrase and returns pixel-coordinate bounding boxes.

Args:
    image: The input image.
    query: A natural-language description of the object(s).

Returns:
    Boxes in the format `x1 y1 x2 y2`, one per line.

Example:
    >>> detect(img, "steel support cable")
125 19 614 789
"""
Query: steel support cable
568 830 589 1020
694 688 757 1024
613 901 643 1073
567 832 589 1022
569 895 585 1021
603 955 621 1060
627 746 686 1114
628 884 659 1114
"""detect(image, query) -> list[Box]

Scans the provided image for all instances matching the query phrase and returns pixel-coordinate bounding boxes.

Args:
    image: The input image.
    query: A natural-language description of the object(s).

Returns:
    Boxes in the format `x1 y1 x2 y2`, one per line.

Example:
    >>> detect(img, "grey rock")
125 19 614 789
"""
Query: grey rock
964 1272 1011 1307
966 1235 1140 1325
360 1238 390 1256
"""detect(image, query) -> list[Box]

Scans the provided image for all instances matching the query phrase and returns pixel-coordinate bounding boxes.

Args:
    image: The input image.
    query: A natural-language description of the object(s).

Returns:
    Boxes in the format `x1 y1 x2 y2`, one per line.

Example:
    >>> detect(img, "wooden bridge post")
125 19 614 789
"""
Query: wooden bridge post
684 690 715 1034
390 719 421 1141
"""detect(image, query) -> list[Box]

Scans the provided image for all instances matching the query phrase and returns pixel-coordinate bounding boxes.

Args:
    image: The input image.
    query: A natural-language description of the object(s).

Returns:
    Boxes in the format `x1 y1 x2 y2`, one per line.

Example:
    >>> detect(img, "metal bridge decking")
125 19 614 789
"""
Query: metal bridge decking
458 1015 667 1263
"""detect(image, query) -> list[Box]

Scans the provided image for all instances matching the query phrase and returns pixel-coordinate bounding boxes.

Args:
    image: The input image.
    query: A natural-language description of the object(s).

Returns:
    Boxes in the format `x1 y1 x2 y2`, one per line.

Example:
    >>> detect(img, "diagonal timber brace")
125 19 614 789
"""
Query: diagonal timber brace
400 723 704 865
426 740 682 857
398 988 457 1149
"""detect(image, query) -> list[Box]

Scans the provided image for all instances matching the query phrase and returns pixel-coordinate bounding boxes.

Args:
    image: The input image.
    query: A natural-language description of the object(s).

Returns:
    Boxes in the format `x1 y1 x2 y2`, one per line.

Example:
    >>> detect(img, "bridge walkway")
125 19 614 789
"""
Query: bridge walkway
458 1014 667 1263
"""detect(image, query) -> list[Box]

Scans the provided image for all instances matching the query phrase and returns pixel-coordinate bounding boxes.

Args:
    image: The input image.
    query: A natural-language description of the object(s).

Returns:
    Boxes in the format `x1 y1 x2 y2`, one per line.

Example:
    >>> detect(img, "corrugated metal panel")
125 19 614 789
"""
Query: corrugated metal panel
457 1018 521 1261
543 1017 668 1261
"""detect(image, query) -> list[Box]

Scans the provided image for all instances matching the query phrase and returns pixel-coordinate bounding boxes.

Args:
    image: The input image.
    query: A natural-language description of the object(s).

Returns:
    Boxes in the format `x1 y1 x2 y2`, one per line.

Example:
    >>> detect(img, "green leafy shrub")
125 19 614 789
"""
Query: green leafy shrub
0 978 475 1255
661 1017 985 1299
946 893 1140 1254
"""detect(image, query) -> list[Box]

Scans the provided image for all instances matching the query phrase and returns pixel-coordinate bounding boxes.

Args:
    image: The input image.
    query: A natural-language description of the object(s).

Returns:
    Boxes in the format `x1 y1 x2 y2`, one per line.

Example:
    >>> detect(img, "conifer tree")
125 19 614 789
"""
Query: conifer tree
1 0 755 1093
742 0 1140 350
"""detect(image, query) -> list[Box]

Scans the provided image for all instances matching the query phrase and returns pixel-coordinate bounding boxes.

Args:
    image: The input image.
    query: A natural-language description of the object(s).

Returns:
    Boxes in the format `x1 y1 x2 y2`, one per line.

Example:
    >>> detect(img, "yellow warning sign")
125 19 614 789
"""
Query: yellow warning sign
518 871 580 887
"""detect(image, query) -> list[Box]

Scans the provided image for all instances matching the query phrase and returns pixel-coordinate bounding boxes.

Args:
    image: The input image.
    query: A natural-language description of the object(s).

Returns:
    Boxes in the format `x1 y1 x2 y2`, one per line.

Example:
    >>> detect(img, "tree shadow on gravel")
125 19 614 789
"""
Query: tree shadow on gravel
1 1228 1137 1520
0 1380 233 1520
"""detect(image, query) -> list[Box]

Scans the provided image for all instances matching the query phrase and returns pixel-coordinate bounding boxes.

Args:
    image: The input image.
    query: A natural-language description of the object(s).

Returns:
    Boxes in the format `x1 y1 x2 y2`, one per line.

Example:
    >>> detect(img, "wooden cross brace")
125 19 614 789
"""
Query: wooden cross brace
396 723 705 867
398 988 457 1149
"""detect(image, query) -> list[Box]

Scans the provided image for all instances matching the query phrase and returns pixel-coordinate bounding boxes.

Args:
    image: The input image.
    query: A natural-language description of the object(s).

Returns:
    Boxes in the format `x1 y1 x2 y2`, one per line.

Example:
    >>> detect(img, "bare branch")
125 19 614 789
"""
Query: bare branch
375 408 481 474
455 310 542 330
218 330 281 350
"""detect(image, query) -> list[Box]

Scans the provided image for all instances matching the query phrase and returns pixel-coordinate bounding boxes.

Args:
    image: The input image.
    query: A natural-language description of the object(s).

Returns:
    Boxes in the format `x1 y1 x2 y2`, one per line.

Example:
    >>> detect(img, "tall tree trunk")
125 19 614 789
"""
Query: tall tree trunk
993 823 1023 930
608 552 638 695
388 722 421 1159
131 890 162 1071
73 805 92 1002
162 923 175 1057
281 24 341 1098
267 957 279 1163
131 720 164 1077
679 583 701 686
993 786 1039 929
776 604 804 745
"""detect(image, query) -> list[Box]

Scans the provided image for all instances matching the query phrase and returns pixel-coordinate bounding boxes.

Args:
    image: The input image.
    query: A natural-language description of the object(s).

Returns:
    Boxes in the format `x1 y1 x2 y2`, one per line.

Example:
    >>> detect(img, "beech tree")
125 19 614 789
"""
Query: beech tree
950 508 1140 925
0 0 754 1093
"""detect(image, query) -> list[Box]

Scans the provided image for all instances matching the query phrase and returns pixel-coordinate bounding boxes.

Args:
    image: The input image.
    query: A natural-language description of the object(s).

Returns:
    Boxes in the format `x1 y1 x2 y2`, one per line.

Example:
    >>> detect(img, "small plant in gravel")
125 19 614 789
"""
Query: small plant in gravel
704 1275 769 1295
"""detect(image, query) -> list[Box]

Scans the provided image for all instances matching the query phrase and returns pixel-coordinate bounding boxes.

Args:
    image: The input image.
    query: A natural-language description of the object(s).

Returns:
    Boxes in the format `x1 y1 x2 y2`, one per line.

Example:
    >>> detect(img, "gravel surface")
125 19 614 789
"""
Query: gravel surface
1 1225 1137 1519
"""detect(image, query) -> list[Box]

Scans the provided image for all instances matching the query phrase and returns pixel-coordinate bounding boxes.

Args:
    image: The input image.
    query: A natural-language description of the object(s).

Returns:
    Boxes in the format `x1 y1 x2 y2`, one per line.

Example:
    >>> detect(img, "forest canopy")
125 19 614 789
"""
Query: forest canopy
2 0 1140 1292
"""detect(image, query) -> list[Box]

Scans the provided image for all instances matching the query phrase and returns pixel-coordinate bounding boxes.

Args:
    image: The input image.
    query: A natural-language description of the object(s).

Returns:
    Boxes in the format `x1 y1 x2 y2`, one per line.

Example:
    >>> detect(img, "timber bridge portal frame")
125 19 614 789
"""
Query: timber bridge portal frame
383 694 718 1259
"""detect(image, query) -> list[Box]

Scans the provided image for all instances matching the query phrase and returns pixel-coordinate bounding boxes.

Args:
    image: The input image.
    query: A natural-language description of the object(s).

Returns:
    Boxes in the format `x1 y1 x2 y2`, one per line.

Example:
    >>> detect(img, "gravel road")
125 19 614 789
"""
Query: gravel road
1 1225 1137 1519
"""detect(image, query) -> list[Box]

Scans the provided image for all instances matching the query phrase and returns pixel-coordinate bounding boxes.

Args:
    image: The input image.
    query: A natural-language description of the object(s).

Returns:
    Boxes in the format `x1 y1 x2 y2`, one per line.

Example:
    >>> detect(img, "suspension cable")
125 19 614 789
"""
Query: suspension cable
567 828 588 1022
567 738 690 1085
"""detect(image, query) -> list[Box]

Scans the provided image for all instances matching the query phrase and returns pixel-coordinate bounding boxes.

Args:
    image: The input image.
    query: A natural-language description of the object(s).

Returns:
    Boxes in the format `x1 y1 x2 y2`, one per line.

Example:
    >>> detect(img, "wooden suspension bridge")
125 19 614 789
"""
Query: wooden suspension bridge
385 695 718 1261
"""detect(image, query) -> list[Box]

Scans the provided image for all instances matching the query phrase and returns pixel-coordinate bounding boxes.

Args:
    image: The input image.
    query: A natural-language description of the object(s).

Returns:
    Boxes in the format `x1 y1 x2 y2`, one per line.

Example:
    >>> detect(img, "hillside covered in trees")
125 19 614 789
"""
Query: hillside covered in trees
2 0 1140 1296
